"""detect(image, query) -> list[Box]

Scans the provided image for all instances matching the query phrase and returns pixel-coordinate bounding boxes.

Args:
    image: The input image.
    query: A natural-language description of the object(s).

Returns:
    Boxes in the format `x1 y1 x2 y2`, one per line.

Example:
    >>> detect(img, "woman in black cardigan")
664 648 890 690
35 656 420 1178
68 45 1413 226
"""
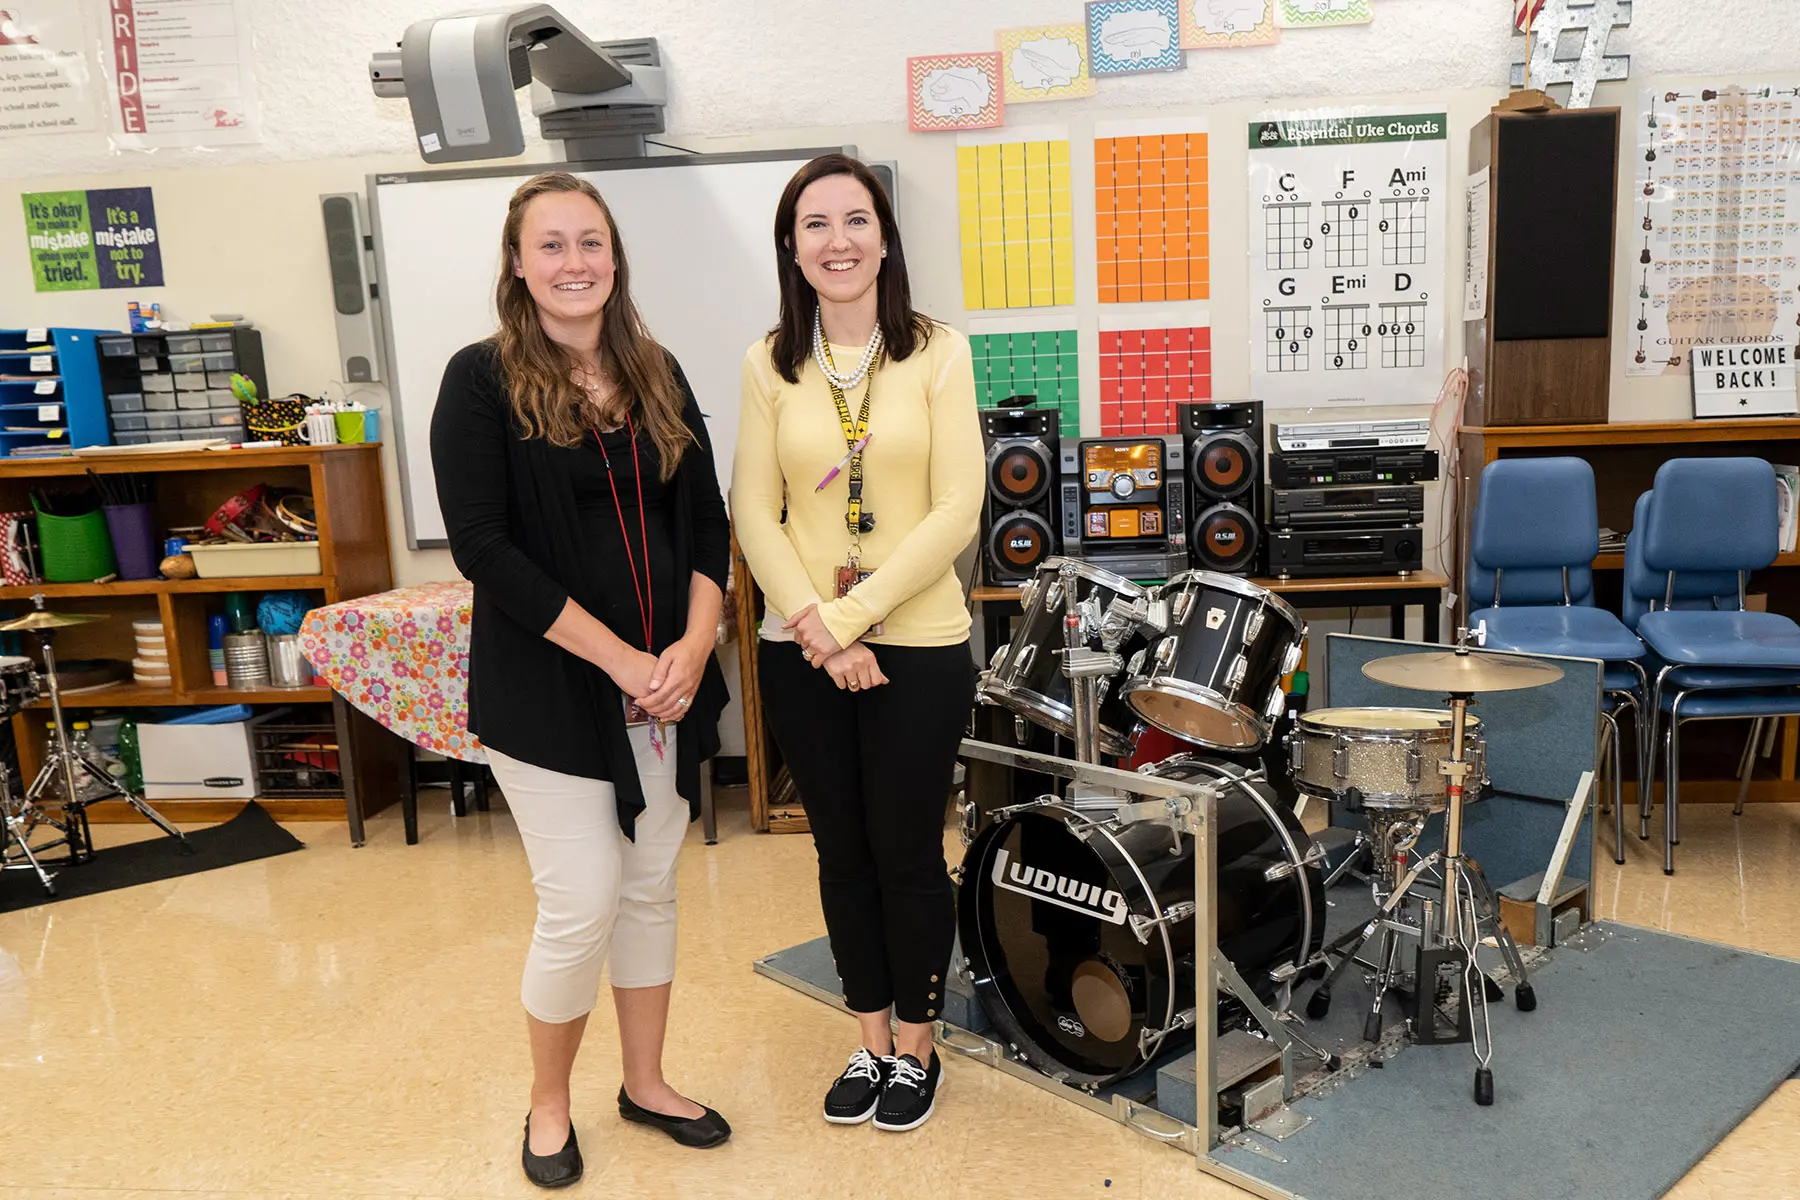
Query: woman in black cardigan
430 172 731 1189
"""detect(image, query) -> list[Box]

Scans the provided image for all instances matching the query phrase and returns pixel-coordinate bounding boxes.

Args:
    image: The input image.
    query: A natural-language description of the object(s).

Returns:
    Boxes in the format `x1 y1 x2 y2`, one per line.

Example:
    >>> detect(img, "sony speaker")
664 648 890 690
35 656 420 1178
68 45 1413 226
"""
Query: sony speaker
320 193 386 383
981 403 1060 584
1181 400 1265 574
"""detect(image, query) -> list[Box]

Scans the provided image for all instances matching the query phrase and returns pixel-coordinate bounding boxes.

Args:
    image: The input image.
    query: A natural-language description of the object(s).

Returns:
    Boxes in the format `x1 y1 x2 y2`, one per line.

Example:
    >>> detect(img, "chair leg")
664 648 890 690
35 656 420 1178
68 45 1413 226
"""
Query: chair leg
474 766 491 813
1734 717 1764 817
701 764 718 846
1664 714 1679 875
447 759 468 818
1610 712 1627 865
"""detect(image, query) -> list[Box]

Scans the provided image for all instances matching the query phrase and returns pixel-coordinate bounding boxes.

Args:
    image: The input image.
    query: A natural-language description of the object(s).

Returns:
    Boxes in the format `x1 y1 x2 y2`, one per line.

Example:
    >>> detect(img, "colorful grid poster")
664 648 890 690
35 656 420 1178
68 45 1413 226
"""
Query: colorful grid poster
958 129 1076 310
969 322 1081 437
1100 319 1213 435
1096 119 1210 303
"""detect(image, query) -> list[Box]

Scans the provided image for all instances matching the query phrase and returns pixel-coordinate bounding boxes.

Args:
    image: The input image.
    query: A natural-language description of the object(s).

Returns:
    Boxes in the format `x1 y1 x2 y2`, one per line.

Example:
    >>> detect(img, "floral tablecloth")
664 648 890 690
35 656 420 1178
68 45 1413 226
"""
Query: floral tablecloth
300 581 485 763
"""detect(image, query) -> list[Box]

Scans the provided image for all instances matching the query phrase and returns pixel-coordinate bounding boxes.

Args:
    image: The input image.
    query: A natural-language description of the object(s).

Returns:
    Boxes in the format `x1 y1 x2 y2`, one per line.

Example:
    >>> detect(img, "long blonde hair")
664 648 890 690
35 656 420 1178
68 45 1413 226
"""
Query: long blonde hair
493 172 690 479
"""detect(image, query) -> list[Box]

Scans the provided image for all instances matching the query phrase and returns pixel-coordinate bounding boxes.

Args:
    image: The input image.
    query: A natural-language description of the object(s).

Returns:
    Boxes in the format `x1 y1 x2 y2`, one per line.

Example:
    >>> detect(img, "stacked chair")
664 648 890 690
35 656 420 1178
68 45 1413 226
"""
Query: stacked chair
1621 460 1800 873
1464 458 1647 865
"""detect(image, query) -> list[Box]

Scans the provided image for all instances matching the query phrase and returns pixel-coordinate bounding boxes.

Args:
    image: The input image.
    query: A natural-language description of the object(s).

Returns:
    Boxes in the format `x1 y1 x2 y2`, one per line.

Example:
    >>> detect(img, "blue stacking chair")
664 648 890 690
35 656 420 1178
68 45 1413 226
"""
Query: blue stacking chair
1629 459 1800 874
1466 458 1646 864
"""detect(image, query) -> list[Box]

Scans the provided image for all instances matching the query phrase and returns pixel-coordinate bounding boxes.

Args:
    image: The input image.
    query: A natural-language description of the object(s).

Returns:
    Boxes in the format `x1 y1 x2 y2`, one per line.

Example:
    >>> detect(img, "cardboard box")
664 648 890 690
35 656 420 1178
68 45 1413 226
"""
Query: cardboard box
138 720 256 800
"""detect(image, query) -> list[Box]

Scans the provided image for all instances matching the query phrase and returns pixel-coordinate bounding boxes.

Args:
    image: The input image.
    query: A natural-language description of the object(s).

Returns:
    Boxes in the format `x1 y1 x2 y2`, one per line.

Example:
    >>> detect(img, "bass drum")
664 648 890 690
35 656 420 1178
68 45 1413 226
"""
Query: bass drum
957 757 1325 1088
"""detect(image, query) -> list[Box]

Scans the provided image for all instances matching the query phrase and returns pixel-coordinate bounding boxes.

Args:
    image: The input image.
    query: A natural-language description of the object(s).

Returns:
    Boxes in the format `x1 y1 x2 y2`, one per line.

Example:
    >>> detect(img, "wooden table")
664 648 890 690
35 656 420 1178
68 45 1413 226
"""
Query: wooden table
970 569 1449 652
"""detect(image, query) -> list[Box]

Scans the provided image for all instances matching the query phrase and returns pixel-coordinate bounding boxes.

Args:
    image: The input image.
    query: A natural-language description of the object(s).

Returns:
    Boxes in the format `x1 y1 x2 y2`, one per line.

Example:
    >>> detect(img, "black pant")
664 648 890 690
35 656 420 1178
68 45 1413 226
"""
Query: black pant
760 640 974 1024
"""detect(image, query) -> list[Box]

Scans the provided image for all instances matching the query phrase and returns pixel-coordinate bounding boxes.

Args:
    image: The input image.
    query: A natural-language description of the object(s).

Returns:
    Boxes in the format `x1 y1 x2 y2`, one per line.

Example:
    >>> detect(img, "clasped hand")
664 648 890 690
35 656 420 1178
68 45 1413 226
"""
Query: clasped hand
611 635 709 720
783 603 843 665
822 642 889 691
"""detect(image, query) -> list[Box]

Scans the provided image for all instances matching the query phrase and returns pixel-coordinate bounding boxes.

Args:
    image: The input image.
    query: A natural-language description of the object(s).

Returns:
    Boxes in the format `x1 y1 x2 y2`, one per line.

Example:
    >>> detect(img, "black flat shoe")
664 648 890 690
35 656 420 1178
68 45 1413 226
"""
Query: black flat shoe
521 1112 583 1189
617 1085 732 1148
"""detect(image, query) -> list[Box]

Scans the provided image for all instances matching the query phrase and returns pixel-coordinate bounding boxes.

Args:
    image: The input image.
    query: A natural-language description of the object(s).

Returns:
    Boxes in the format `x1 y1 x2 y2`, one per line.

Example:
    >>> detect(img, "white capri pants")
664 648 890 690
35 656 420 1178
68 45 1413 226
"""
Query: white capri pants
486 723 688 1024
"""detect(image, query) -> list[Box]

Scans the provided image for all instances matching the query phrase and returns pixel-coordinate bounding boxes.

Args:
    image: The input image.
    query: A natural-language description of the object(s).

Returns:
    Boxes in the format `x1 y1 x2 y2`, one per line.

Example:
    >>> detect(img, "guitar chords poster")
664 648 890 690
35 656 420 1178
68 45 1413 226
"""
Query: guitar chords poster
1246 108 1447 407
1631 82 1800 377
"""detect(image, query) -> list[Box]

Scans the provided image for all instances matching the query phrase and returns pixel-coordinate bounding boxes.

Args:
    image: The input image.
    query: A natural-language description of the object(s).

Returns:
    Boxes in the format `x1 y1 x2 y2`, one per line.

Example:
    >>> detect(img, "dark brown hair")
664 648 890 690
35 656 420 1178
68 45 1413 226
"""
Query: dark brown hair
492 172 690 479
768 154 934 384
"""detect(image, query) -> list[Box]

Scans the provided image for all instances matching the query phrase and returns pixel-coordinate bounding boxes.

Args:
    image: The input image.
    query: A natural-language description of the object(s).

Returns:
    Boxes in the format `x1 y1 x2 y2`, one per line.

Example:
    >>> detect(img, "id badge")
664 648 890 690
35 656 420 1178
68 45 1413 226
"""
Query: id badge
835 565 883 637
624 699 652 727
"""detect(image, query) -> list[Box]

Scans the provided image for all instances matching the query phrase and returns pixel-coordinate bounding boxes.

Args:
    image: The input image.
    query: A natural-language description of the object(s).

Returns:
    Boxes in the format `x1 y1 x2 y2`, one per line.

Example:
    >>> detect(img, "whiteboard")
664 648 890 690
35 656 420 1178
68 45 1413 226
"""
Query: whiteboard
370 149 848 547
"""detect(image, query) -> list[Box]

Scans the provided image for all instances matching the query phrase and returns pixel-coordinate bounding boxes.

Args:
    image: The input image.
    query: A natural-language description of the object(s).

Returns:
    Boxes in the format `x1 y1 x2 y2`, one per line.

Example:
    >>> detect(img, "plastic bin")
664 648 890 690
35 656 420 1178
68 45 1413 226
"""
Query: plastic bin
103 501 158 580
34 506 117 582
167 353 204 372
144 412 180 430
175 390 211 409
201 350 235 370
99 337 135 357
188 541 322 578
210 409 244 427
142 373 174 393
174 372 208 392
198 333 235 352
107 393 144 412
143 392 177 411
177 410 214 429
112 413 148 431
206 371 235 389
164 334 202 354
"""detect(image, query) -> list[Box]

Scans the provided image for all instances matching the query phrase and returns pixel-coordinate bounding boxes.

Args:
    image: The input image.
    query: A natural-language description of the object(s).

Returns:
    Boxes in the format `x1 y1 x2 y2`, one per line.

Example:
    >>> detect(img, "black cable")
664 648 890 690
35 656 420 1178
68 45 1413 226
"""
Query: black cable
646 138 699 155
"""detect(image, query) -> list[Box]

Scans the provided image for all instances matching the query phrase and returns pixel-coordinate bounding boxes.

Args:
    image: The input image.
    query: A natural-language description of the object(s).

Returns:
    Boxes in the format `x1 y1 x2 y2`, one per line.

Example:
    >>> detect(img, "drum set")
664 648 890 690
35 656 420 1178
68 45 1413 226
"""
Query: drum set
0 595 189 897
964 556 1559 1110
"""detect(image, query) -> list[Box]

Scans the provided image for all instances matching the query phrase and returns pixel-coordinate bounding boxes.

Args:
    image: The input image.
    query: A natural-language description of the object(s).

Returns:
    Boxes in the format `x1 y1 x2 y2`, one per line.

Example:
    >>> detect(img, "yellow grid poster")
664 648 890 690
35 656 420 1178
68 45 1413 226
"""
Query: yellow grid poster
958 130 1076 310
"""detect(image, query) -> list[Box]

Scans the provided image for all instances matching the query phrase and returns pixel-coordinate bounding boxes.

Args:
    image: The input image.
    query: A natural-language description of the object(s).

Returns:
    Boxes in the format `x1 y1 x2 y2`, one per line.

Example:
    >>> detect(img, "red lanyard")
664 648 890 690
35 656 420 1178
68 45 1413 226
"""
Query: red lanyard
593 415 654 651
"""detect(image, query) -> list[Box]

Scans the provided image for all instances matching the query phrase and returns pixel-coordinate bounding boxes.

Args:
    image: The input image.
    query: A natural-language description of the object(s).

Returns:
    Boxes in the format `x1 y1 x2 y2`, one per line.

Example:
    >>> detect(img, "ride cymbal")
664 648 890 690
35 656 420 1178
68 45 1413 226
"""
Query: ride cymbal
1362 650 1564 694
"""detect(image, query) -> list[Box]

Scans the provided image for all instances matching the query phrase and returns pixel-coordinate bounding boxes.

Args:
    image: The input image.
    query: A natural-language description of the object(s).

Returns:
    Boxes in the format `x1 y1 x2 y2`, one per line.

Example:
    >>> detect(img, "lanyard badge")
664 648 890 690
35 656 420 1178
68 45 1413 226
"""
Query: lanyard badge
595 416 666 761
819 345 883 634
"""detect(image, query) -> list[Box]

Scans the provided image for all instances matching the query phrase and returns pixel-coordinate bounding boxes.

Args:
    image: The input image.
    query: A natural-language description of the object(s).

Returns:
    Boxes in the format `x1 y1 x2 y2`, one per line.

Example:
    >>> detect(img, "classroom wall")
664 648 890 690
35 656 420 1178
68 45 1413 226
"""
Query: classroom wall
4 2 1800 613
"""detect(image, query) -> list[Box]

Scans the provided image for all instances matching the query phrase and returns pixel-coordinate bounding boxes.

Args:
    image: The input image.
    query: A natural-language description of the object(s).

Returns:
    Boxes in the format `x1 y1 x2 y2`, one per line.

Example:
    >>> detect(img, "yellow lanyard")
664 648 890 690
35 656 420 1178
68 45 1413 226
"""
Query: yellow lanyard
821 347 880 554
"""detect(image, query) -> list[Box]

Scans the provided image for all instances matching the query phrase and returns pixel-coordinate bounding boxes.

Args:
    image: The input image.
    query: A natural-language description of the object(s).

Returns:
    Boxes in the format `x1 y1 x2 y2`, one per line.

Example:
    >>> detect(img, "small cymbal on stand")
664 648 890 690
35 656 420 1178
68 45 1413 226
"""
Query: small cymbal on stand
1362 650 1564 694
0 610 107 633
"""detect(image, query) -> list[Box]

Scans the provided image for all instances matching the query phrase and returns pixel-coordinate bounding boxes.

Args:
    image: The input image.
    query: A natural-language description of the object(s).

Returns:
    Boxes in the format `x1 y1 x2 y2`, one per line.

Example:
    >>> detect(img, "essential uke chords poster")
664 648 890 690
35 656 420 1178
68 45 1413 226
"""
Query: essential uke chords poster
1246 109 1447 407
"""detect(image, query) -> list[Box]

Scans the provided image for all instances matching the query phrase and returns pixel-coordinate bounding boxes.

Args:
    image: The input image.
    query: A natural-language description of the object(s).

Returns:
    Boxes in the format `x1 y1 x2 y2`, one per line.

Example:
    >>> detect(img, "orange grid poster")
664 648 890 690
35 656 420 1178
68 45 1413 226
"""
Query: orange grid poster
1095 119 1210 304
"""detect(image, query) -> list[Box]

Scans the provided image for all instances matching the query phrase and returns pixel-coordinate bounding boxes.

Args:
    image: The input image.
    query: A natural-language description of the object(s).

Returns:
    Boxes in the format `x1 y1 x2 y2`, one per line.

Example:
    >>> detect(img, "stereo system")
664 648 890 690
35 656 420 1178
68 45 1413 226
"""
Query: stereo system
1059 434 1188 580
1268 527 1423 578
1267 419 1433 578
981 404 1061 584
1180 400 1265 575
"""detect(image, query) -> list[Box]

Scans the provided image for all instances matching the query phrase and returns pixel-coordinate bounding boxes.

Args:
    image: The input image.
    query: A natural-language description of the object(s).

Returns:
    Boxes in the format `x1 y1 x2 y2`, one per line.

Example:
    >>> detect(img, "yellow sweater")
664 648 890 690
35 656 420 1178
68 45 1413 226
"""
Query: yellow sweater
733 324 983 648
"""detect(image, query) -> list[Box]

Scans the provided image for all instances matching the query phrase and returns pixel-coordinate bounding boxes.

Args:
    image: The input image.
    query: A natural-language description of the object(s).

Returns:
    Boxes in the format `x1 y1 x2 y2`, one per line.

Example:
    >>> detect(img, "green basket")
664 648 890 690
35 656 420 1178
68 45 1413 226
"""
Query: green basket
34 505 118 582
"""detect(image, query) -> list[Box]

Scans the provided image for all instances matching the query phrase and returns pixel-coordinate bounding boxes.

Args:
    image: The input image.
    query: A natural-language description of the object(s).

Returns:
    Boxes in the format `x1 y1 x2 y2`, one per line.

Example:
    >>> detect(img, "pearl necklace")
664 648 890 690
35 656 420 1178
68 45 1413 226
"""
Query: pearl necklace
812 308 883 391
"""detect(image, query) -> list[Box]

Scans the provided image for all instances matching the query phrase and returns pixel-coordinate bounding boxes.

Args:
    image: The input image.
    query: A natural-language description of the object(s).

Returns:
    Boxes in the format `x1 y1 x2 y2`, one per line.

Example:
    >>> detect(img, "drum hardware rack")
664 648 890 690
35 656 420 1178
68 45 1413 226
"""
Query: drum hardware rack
951 738 1328 1193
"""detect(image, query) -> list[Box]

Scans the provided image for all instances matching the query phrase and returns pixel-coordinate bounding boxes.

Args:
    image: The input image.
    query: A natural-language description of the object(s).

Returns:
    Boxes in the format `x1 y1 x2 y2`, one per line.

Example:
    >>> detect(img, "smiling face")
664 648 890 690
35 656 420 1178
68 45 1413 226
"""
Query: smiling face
790 173 885 314
511 189 616 341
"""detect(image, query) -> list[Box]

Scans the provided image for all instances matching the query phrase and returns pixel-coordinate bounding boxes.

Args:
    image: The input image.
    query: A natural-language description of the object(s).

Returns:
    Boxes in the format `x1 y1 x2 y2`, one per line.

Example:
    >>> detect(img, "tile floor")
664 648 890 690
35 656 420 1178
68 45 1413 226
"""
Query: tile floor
2 790 1797 1200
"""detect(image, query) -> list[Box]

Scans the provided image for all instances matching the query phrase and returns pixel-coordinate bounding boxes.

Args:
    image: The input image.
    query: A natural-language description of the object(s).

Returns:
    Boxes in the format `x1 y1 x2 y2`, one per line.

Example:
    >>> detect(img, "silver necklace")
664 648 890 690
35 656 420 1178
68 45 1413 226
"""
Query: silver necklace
812 308 883 391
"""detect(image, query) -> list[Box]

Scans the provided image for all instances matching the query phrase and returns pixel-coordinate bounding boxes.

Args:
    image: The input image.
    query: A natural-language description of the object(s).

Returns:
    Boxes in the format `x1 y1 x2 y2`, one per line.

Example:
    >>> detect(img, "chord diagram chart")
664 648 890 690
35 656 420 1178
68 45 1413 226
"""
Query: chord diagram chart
1323 305 1371 370
1264 306 1313 372
1380 196 1428 265
1264 201 1312 270
969 327 1081 436
958 136 1076 310
1320 199 1368 267
1095 123 1210 303
1377 302 1427 368
1099 325 1213 435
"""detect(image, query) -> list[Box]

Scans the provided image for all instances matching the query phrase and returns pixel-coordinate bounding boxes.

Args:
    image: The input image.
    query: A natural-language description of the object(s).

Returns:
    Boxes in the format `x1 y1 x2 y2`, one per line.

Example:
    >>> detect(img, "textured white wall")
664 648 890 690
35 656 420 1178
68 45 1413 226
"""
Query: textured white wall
8 0 1799 177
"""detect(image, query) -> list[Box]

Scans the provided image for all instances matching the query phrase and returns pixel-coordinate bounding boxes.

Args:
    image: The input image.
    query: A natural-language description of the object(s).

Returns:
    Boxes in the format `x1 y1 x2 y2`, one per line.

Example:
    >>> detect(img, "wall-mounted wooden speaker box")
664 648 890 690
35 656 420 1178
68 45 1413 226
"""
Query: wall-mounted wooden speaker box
1465 107 1620 426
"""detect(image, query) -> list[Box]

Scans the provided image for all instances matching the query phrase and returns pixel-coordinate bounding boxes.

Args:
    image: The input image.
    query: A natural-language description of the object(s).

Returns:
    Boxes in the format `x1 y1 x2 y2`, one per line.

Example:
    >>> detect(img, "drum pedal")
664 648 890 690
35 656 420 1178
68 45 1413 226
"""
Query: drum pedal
1411 945 1474 1045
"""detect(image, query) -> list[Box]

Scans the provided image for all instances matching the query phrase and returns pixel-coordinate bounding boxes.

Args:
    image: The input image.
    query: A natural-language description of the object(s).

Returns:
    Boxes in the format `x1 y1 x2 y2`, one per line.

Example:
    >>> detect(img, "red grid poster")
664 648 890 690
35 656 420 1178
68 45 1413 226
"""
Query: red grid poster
1099 323 1212 435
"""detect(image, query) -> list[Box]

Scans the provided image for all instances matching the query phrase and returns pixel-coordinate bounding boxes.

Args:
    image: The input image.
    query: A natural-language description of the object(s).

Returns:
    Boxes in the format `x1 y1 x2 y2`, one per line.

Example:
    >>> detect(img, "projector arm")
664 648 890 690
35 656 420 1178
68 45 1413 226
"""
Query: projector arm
368 4 634 164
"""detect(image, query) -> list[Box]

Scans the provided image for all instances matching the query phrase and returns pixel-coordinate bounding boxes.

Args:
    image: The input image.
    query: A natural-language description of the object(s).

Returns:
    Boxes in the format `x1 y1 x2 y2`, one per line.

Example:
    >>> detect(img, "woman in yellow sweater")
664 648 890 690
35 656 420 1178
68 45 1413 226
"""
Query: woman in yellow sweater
733 154 982 1133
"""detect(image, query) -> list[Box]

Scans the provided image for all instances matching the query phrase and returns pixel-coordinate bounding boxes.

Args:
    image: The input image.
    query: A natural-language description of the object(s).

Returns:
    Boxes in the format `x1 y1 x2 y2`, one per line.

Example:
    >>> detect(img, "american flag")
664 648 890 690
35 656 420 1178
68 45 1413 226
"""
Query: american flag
1514 0 1546 31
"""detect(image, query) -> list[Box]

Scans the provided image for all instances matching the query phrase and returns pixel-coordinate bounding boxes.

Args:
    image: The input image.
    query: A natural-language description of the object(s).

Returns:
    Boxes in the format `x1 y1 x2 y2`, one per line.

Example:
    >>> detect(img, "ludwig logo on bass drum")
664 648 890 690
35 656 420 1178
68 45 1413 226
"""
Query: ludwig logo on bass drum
991 848 1128 925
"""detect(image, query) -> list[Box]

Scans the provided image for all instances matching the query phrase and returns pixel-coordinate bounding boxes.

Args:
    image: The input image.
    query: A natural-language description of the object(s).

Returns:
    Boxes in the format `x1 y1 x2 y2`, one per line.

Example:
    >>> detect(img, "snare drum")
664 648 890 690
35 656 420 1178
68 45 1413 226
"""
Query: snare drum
1289 707 1487 812
1120 571 1305 752
978 558 1149 757
0 655 39 716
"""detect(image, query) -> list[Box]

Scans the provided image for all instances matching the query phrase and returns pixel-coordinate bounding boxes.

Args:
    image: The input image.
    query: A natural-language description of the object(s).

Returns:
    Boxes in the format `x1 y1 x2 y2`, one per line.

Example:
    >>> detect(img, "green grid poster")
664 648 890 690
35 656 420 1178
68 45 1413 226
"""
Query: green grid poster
970 329 1080 437
23 187 163 292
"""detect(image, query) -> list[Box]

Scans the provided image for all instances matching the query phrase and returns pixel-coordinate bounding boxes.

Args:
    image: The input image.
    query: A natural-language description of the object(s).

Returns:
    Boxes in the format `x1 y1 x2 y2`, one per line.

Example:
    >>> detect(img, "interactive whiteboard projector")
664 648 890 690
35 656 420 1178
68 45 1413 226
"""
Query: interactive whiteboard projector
369 5 667 163
1273 418 1432 453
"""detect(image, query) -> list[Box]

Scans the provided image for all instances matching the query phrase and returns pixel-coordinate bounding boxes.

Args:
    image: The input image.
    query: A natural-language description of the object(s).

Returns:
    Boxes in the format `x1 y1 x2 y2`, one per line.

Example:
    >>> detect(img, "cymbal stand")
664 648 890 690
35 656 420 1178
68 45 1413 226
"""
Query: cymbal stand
0 763 65 895
24 626 190 859
1058 562 1123 770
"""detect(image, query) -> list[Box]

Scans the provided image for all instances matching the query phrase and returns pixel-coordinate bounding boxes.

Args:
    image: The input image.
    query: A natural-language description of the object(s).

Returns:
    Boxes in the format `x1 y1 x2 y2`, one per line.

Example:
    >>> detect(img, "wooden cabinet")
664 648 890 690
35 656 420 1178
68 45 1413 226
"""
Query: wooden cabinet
0 443 407 823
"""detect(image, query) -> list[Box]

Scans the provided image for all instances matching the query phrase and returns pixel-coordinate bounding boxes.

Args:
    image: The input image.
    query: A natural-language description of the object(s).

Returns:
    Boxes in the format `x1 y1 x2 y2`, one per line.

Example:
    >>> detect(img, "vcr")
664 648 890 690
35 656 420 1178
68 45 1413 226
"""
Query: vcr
1268 527 1423 578
1269 484 1425 528
1269 448 1440 488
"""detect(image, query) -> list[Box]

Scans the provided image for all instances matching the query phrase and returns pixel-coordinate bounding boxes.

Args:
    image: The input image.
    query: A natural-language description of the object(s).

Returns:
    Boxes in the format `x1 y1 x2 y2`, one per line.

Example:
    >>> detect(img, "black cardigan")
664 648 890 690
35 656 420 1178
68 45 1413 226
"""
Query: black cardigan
429 341 731 838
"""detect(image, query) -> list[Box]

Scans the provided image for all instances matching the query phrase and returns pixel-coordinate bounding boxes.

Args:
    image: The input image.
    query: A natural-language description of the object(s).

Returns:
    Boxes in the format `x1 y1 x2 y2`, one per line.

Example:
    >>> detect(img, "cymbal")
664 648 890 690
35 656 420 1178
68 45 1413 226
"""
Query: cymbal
0 610 108 632
1362 649 1564 693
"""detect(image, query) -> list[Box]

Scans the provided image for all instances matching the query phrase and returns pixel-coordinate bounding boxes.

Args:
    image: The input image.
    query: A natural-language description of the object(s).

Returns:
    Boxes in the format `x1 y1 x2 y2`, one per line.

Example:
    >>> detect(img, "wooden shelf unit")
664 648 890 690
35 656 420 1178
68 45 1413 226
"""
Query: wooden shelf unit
1459 417 1800 804
0 443 407 822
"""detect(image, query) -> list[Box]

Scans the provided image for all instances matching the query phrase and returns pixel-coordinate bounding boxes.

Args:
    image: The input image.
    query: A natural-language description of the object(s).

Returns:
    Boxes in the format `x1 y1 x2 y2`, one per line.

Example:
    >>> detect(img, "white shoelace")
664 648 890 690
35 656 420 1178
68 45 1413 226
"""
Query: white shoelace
842 1048 884 1085
887 1055 929 1093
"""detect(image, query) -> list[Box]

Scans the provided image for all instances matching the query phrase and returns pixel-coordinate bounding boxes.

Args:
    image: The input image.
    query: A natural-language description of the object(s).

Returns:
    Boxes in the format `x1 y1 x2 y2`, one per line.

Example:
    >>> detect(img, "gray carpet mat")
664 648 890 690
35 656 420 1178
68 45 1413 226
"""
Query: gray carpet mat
756 914 1800 1200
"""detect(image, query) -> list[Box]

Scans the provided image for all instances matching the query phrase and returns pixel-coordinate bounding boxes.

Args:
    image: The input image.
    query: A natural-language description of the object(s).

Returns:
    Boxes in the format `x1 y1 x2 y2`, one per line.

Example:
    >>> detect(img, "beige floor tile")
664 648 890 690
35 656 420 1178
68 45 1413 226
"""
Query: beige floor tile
3 788 1798 1199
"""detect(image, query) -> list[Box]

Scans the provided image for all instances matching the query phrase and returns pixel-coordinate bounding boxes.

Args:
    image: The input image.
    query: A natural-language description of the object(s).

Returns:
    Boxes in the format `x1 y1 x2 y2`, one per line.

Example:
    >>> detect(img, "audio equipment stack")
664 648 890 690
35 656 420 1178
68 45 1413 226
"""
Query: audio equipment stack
981 403 1061 584
1267 418 1437 578
1180 400 1266 575
1058 434 1187 580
